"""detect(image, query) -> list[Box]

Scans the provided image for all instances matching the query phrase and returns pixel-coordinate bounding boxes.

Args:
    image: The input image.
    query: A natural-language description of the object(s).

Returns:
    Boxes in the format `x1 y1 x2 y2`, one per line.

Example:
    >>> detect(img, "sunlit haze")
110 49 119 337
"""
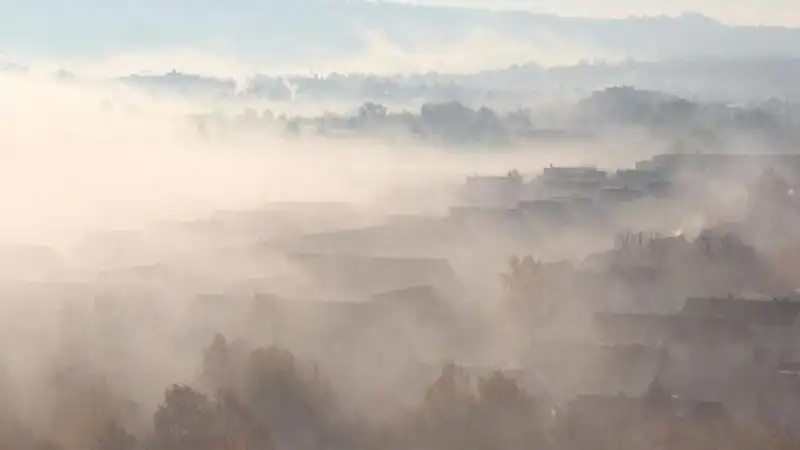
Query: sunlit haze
1 2 800 450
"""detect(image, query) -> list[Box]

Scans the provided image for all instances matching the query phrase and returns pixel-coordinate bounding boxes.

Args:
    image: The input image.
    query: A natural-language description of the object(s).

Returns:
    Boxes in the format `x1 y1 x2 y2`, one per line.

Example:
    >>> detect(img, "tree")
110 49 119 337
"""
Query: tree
501 255 542 297
201 334 232 392
94 421 136 450
152 385 218 450
243 346 340 450
476 372 545 449
423 363 473 415
643 377 670 414
214 390 274 450
506 170 523 185
357 102 388 120
477 371 525 408
415 363 479 450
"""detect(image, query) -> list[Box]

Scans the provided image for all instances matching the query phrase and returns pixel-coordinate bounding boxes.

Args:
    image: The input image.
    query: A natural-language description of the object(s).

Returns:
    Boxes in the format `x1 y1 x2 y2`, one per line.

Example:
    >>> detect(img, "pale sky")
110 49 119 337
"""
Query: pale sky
1 0 797 71
412 0 800 26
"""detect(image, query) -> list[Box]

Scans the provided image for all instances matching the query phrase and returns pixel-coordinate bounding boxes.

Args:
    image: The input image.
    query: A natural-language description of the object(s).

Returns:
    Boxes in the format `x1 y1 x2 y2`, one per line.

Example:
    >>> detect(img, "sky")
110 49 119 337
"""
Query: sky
0 0 796 28
412 0 800 26
1 0 798 77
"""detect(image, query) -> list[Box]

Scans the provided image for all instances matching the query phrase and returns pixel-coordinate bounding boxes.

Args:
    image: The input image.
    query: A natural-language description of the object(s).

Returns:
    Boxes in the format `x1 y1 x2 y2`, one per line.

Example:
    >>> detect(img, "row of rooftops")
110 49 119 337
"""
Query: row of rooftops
638 153 800 172
464 165 667 191
517 298 800 421
54 275 800 423
594 296 800 346
462 152 800 208
459 163 671 211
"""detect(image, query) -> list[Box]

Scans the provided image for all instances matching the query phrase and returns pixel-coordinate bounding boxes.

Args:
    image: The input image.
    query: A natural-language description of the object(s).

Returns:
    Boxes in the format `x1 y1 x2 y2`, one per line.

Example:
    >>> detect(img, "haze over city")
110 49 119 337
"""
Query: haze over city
1 1 800 449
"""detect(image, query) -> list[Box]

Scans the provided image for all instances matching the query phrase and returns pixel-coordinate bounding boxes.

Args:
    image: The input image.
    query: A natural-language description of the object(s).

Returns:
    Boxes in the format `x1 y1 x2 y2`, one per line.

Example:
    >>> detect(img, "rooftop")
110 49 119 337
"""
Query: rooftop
680 296 800 327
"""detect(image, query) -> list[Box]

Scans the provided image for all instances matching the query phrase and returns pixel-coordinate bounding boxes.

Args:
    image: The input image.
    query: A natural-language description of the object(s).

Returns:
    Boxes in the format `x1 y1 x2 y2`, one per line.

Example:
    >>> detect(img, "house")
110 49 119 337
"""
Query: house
778 361 800 376
516 199 571 223
457 173 523 207
679 296 800 327
583 344 668 397
532 166 608 198
448 206 526 236
369 285 459 333
635 154 800 180
593 312 752 346
283 253 462 299
596 186 645 204
523 341 665 400
539 166 607 184
563 381 730 445
371 284 450 307
758 362 800 430
592 311 764 410
266 216 462 259
561 393 644 444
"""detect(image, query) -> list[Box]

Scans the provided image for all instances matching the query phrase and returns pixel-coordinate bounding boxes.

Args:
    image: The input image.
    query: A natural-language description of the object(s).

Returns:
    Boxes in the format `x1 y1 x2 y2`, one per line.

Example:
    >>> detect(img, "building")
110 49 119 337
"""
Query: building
532 165 608 198
593 312 752 347
457 173 523 207
679 296 800 327
284 253 463 299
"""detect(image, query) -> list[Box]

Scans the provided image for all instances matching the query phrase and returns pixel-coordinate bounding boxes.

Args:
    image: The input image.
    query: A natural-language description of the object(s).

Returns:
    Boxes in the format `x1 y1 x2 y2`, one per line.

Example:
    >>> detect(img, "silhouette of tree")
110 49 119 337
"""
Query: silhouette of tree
477 371 525 407
476 372 545 450
500 255 571 323
643 377 671 414
201 334 233 392
358 102 388 120
94 421 136 450
152 385 218 450
501 255 542 297
214 390 274 450
242 346 342 450
414 363 479 450
423 363 474 415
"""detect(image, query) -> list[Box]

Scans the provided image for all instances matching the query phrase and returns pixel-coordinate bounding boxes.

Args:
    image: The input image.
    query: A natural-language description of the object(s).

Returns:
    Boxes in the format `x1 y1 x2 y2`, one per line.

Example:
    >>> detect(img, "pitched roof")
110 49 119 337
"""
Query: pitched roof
284 253 461 298
594 312 752 345
526 341 664 397
680 297 800 327
777 361 800 375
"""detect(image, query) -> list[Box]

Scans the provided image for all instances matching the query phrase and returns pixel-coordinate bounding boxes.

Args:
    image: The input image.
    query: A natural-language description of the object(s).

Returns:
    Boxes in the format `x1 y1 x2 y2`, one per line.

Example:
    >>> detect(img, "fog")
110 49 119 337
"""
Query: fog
13 27 622 80
2 13 800 449
0 71 658 248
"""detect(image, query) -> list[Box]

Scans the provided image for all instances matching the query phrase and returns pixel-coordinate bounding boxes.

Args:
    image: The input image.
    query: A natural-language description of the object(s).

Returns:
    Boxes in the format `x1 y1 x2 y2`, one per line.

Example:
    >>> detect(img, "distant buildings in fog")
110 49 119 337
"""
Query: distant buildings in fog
454 158 676 227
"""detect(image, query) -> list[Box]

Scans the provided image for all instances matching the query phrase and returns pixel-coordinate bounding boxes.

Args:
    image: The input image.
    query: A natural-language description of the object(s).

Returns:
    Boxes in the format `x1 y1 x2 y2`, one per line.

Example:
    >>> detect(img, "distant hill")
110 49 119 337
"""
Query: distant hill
577 86 699 125
2 1 800 66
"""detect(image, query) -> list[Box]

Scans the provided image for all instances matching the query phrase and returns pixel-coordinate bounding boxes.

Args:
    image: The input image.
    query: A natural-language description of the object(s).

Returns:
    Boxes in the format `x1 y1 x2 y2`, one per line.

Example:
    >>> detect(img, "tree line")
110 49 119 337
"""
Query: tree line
2 332 798 450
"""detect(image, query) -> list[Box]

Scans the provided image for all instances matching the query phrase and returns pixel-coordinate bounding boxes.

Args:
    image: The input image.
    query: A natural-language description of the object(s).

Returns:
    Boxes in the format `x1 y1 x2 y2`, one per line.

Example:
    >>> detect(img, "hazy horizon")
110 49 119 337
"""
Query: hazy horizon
408 0 800 27
2 0 800 79
2 3 800 450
